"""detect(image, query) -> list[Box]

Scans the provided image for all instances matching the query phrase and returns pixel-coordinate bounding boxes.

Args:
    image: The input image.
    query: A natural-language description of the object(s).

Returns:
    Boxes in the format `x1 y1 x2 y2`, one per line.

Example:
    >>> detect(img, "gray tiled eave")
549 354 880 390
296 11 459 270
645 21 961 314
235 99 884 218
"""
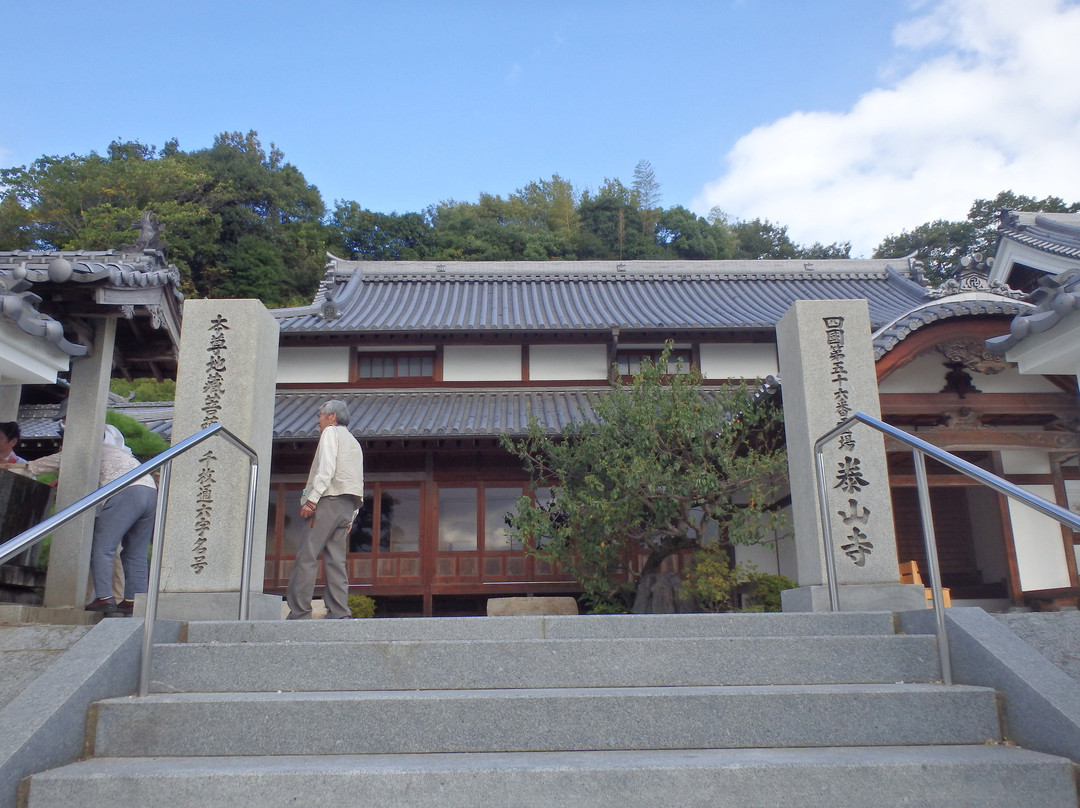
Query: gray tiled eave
274 262 932 334
274 388 607 441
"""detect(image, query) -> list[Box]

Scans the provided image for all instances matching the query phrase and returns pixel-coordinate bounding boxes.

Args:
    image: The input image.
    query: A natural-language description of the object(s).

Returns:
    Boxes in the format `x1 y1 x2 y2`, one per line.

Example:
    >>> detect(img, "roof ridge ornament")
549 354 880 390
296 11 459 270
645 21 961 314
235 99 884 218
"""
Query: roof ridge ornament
926 252 1024 300
121 210 165 254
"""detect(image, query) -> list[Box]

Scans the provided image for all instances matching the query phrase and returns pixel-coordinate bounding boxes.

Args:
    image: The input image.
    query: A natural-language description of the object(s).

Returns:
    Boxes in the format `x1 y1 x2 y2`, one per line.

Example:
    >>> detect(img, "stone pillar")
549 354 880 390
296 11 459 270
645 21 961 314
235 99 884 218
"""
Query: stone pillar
156 299 280 620
776 300 924 612
0 381 21 421
43 318 116 608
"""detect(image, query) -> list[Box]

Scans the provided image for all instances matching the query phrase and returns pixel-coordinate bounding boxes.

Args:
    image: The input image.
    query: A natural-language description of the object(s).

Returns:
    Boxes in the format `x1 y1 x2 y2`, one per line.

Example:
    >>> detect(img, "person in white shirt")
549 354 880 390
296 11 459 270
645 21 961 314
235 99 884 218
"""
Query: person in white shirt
20 425 157 616
286 400 365 620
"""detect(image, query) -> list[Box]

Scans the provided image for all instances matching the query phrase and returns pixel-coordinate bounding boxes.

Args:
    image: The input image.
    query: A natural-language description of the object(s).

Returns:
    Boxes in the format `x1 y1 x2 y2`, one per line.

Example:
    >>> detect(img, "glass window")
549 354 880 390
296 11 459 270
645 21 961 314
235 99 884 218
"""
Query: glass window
348 488 378 552
616 349 691 376
439 487 478 551
348 487 420 553
358 353 434 380
485 487 523 551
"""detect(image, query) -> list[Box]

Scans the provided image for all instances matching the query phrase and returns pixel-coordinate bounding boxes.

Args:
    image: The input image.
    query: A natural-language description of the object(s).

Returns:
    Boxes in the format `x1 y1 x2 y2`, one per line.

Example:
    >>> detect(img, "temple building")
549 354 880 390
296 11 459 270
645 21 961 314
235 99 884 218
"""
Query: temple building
6 211 1080 615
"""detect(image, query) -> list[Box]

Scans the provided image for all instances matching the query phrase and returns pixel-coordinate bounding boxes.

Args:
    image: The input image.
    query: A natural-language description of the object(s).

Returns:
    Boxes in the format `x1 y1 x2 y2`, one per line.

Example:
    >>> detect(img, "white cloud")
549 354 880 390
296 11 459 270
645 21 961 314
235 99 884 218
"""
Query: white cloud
694 0 1080 257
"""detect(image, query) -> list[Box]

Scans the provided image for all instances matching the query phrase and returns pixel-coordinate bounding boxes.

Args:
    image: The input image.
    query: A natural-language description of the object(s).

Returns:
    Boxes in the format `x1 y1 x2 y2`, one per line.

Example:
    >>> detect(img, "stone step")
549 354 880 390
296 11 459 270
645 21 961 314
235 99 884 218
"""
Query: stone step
89 684 1000 757
180 611 901 644
150 634 941 692
24 746 1079 808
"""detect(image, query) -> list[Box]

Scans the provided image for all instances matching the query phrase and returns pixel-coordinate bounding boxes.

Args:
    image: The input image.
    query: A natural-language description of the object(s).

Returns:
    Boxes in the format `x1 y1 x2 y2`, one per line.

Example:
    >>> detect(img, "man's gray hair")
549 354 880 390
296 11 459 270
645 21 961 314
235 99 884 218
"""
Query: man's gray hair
320 399 351 426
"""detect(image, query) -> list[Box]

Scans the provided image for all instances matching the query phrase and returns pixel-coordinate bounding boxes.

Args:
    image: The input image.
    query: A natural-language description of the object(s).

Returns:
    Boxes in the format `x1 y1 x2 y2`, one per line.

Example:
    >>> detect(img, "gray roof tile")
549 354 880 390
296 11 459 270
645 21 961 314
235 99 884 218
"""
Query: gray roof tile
274 259 934 334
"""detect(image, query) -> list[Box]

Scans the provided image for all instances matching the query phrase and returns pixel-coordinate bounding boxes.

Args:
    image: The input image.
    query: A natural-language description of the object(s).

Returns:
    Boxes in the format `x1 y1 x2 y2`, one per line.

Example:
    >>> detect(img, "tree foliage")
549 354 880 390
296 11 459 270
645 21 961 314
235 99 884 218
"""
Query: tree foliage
874 190 1080 284
5 129 1078 304
109 377 177 402
104 409 169 461
0 132 326 306
501 346 788 611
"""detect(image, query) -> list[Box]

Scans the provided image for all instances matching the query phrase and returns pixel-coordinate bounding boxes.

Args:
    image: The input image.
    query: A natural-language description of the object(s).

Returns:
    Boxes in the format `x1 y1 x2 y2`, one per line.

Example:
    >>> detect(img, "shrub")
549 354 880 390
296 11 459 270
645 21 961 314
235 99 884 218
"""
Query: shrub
740 572 797 612
681 550 749 612
348 594 376 619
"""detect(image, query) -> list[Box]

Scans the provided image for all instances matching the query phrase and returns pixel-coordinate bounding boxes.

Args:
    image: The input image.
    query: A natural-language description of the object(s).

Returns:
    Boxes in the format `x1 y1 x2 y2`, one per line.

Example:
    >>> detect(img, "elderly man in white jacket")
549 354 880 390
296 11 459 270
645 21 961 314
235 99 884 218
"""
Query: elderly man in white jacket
286 399 365 620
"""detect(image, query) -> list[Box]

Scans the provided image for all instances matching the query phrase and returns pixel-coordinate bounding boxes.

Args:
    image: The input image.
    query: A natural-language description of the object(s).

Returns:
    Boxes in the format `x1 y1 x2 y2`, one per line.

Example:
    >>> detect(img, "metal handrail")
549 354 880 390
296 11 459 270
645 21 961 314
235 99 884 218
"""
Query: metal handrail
815 411 1080 686
0 422 259 697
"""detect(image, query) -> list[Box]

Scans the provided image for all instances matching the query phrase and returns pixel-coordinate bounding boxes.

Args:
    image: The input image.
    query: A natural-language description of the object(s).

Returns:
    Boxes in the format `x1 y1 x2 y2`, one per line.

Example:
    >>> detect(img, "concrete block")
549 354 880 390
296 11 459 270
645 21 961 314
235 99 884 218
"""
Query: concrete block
486 596 578 616
149 635 941 693
782 583 929 613
900 606 1080 763
90 684 1001 757
23 747 1080 808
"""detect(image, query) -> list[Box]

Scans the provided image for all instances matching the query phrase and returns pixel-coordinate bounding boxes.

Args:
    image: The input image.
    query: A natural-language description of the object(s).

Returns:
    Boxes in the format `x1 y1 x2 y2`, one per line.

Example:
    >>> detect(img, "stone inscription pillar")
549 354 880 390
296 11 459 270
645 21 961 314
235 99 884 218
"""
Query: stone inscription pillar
777 299 924 612
156 299 281 620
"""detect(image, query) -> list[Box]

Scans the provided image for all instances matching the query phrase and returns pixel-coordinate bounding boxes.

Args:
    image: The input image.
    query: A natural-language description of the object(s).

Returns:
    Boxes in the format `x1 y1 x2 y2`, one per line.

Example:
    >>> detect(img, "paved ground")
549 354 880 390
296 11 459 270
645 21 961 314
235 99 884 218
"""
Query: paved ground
0 624 91 710
995 611 1080 684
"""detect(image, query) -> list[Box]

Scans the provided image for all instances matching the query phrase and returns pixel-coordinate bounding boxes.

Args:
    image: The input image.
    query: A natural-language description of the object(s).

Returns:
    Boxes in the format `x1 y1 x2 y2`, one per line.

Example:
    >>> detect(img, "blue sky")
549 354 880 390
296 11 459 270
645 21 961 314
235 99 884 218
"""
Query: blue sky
3 0 1079 256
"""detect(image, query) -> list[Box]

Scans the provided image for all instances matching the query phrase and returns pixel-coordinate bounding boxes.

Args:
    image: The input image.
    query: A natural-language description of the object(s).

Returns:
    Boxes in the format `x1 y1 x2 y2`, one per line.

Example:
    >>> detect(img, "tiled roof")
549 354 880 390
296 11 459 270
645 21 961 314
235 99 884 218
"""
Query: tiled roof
874 297 1031 359
996 212 1080 260
15 400 175 442
274 258 934 334
986 269 1080 354
275 388 606 440
0 249 183 357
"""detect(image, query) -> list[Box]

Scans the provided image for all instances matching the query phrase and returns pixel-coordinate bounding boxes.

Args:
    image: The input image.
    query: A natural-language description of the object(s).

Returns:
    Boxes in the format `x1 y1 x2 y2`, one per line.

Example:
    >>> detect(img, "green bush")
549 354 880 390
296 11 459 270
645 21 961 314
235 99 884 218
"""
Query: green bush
739 572 797 612
347 594 376 619
681 550 749 612
105 409 169 461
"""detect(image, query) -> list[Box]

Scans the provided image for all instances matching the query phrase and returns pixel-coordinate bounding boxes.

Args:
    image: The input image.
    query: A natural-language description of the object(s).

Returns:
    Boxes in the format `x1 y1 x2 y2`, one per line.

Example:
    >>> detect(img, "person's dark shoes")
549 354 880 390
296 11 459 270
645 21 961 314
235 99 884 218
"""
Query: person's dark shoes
117 599 135 615
85 597 122 616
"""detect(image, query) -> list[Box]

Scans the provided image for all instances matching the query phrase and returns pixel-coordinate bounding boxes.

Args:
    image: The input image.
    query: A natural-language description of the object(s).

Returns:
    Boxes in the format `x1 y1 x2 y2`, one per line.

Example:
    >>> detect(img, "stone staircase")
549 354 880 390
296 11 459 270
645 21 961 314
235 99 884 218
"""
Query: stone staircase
20 613 1080 807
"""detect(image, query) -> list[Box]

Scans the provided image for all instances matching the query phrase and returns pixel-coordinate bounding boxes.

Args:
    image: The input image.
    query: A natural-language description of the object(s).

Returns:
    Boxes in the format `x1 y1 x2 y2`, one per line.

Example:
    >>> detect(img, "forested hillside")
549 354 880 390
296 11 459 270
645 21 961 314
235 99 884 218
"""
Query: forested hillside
2 131 1075 305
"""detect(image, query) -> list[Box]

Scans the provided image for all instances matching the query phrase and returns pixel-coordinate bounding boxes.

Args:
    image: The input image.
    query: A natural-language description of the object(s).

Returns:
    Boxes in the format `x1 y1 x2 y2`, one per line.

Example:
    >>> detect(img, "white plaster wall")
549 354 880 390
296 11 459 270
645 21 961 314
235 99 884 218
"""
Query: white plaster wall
277 346 351 383
444 345 522 381
699 343 778 380
0 322 70 383
1000 450 1071 591
530 345 608 380
976 368 1061 393
878 353 1059 393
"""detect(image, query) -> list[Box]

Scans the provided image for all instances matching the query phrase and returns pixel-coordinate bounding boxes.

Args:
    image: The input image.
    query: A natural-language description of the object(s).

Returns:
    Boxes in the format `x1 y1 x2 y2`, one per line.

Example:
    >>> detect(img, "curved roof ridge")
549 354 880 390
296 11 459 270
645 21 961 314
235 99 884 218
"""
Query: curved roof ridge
873 292 1032 358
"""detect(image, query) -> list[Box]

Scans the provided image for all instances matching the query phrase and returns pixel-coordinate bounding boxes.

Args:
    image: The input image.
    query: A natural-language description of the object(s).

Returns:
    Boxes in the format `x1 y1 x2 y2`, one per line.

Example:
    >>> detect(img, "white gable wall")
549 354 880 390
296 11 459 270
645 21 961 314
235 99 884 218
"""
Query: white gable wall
277 346 351 383
444 345 522 381
699 343 778 380
0 321 71 383
878 353 1061 393
530 345 608 380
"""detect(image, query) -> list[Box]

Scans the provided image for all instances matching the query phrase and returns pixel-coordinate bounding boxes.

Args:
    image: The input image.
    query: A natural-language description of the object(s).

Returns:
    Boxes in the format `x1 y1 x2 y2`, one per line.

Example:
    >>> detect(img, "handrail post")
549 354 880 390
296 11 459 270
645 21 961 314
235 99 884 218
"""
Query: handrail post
238 459 259 620
911 449 952 685
814 443 841 612
138 460 172 697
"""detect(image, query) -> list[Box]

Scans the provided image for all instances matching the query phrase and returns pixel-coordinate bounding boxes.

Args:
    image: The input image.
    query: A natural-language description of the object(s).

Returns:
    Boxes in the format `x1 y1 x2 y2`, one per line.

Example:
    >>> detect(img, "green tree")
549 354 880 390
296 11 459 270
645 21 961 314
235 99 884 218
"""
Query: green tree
502 345 788 611
873 219 978 284
0 133 328 306
328 202 433 260
655 206 735 259
110 378 177 402
730 218 798 259
874 190 1080 284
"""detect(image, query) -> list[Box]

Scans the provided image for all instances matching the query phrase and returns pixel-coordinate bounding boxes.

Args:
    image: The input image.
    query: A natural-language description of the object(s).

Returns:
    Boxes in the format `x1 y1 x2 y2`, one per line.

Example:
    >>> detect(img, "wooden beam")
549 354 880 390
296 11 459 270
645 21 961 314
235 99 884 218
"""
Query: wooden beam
880 392 1080 416
884 430 1080 452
